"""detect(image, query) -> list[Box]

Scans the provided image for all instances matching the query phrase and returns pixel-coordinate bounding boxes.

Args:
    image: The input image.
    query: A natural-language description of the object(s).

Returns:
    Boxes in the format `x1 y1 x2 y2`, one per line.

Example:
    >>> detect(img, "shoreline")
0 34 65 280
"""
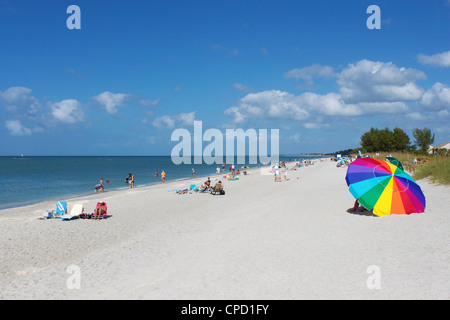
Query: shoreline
1 156 327 211
0 165 265 216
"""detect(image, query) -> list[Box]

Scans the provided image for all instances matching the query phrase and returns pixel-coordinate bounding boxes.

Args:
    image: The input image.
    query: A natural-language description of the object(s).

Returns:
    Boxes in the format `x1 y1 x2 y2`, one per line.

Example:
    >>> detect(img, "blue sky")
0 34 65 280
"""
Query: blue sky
0 0 449 155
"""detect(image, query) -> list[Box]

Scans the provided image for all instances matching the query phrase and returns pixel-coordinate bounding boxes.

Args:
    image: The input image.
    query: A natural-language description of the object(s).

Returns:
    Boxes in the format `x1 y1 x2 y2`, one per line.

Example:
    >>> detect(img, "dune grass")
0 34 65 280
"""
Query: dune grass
413 156 450 185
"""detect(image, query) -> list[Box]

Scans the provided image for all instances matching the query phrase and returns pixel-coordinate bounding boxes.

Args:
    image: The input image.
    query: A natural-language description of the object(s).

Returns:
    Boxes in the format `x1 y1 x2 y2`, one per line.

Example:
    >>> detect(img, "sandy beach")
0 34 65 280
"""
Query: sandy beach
0 159 448 300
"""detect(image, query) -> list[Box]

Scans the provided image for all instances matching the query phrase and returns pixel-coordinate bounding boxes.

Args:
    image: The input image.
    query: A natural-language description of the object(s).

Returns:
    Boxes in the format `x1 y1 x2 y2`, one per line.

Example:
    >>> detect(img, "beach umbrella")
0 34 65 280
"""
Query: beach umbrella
386 156 404 171
345 158 426 217
241 165 250 169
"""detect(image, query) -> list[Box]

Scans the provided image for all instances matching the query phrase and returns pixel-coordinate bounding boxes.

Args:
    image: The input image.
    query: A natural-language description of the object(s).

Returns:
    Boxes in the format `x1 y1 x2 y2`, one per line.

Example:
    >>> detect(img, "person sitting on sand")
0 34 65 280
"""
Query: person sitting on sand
348 198 368 213
201 177 211 191
213 181 224 194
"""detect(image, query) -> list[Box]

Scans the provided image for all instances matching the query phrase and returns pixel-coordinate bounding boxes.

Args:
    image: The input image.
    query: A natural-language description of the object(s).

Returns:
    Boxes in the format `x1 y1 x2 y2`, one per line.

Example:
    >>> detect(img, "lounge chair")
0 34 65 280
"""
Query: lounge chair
61 204 84 220
190 184 201 192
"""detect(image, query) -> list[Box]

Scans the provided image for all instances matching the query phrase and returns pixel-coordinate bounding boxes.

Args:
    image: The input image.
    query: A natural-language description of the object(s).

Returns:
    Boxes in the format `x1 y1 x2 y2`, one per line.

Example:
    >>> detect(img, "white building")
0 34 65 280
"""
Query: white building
428 142 450 154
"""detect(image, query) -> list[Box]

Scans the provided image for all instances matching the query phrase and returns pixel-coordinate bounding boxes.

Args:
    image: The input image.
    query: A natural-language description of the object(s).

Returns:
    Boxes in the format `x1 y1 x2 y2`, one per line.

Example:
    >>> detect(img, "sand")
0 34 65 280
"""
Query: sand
0 159 449 300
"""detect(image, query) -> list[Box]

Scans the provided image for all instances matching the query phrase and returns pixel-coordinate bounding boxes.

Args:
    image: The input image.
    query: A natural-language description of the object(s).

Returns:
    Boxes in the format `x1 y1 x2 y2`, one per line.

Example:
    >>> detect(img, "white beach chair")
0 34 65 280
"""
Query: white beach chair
61 204 84 220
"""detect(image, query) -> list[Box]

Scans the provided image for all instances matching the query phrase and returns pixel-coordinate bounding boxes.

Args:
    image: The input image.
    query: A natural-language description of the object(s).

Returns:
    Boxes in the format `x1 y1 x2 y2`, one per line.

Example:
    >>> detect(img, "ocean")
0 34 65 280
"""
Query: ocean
0 155 321 209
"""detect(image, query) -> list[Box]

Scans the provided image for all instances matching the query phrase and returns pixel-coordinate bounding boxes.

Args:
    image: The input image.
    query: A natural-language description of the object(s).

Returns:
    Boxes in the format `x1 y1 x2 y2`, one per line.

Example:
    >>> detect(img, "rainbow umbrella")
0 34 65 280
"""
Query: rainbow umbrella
345 158 426 217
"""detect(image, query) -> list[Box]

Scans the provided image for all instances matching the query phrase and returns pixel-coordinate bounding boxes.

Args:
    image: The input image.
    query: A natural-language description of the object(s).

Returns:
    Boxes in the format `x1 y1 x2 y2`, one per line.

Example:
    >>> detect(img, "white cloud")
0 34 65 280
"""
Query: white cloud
357 101 409 114
337 60 426 103
285 64 335 87
51 99 85 123
92 91 131 114
438 109 449 117
298 92 361 116
140 99 160 108
5 120 32 136
303 122 330 129
232 83 254 93
224 59 435 125
224 107 247 124
152 115 176 129
406 112 425 120
225 90 310 124
417 50 450 67
0 86 41 117
152 112 196 130
421 82 450 110
225 83 415 124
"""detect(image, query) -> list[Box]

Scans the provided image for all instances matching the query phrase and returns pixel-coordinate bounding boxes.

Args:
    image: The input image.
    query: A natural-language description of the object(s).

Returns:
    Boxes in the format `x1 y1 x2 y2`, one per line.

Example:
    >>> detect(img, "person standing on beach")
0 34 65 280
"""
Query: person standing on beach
192 168 195 177
129 173 134 189
99 178 104 192
161 170 166 183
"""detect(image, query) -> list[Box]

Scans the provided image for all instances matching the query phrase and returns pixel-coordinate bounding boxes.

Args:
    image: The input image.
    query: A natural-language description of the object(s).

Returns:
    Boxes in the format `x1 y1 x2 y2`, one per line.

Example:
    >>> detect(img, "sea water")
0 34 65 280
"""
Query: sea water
0 155 319 209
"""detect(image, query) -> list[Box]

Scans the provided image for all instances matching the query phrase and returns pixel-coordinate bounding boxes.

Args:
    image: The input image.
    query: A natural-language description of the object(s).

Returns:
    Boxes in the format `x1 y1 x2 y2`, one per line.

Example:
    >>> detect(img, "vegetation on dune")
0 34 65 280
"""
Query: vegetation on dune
354 127 450 185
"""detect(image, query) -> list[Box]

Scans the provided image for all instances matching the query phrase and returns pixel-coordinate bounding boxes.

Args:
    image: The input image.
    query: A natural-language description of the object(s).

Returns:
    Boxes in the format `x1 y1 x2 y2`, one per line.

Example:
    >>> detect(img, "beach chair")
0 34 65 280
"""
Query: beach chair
54 201 67 218
61 204 84 220
92 202 107 220
190 184 200 192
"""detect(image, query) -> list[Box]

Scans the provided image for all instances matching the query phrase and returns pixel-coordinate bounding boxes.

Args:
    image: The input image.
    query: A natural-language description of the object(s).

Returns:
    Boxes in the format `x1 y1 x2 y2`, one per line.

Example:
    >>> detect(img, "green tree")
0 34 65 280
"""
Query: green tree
361 128 396 152
412 128 435 152
361 128 379 152
376 128 396 151
393 127 411 151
